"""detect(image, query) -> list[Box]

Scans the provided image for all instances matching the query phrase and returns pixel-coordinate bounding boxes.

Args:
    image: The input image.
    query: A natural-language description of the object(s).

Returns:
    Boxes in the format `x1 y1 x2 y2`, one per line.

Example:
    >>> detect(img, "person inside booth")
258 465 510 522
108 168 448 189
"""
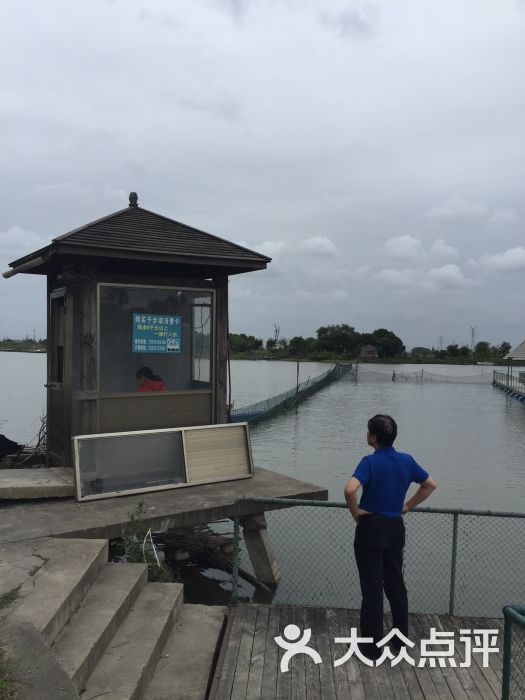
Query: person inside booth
135 366 166 392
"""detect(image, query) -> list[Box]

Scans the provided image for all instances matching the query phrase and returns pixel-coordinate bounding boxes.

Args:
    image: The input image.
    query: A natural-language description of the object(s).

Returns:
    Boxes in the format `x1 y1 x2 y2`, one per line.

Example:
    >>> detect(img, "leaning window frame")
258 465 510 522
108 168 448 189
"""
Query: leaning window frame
72 422 253 501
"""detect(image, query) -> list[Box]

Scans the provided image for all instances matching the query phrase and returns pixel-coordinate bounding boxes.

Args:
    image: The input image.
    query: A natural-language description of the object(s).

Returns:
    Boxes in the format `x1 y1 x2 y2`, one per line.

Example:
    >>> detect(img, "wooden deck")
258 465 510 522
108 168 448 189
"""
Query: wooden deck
210 604 504 699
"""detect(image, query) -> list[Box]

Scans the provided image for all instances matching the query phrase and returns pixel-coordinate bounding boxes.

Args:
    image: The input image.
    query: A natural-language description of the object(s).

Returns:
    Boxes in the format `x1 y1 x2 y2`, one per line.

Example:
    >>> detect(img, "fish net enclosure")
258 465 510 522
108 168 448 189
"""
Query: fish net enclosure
354 367 494 384
230 363 356 423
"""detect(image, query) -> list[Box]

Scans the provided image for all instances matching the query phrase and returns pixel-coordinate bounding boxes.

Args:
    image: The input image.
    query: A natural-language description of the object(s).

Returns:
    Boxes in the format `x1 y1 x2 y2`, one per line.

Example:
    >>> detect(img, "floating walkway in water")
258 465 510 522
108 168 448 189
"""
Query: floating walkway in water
493 370 525 402
230 363 355 424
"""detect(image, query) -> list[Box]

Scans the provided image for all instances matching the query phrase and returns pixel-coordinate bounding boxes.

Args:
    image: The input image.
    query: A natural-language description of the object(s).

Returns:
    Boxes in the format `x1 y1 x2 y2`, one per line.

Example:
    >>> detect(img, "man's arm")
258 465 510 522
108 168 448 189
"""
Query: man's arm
403 476 437 513
344 477 371 522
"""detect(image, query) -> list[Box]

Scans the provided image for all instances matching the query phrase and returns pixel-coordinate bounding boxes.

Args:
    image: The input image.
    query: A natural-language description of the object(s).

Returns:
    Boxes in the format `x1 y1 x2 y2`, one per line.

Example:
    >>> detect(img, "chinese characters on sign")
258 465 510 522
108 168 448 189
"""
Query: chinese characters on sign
274 625 499 670
132 313 182 354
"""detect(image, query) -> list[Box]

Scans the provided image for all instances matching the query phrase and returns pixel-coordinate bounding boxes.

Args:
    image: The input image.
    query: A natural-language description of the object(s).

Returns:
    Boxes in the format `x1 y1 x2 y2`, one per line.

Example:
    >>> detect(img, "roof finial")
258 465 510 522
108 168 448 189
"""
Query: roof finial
129 192 138 208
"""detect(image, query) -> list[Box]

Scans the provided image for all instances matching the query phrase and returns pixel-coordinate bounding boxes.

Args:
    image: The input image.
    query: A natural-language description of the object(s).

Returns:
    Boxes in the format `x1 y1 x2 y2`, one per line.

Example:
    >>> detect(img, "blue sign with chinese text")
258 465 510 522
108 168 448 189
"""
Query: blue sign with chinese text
132 313 182 353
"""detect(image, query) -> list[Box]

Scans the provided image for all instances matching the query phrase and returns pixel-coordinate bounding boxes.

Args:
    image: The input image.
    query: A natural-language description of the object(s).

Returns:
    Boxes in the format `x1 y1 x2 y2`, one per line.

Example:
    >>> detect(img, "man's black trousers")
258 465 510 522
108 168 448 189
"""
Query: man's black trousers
354 514 408 649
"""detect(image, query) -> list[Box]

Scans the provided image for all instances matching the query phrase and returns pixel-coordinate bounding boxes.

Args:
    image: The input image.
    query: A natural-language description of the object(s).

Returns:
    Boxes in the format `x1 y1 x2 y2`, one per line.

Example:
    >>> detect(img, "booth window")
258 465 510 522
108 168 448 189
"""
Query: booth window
99 285 213 394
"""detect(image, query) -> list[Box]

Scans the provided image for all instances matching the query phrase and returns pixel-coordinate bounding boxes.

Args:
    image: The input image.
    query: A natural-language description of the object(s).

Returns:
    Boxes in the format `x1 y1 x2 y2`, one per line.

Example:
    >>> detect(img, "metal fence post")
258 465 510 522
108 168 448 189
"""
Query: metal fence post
502 606 513 700
231 499 242 603
448 512 459 616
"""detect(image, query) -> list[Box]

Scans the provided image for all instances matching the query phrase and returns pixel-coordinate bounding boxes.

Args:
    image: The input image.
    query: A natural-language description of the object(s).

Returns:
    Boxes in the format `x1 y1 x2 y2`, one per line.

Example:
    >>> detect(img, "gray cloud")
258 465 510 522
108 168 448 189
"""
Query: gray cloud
320 3 379 38
0 0 524 348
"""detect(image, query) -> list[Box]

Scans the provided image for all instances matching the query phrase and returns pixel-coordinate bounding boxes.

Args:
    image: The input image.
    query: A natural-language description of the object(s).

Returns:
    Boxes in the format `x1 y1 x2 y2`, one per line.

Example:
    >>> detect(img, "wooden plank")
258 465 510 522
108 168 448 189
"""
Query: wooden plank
424 614 471 700
325 608 354 700
453 615 500 699
208 608 236 700
304 606 322 700
407 614 441 700
276 606 293 700
314 607 337 699
245 605 269 700
260 605 281 700
290 607 307 700
472 616 503 679
412 612 454 699
339 608 381 700
213 604 246 700
230 604 258 700
376 612 412 699
335 608 365 700
380 613 425 700
436 615 483 699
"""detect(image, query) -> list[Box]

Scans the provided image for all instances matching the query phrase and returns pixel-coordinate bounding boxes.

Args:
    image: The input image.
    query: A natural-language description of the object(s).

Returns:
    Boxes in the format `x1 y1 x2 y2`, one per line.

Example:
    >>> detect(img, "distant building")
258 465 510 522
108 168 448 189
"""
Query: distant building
360 344 379 359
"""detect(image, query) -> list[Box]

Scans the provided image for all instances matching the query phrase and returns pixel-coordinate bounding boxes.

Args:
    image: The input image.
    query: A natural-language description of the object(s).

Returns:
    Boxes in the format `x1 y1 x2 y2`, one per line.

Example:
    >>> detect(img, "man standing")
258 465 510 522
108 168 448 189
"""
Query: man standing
344 414 437 659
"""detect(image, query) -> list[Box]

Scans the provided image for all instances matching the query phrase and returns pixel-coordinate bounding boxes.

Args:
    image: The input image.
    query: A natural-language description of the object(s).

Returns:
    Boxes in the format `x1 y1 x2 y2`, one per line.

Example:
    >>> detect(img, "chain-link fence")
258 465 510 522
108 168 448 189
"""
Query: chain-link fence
231 498 525 619
502 606 525 700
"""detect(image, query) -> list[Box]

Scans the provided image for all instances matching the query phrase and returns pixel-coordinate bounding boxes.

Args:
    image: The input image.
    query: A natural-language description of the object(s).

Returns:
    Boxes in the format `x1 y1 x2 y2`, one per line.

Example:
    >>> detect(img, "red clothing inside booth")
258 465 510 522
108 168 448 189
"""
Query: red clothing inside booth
137 378 166 392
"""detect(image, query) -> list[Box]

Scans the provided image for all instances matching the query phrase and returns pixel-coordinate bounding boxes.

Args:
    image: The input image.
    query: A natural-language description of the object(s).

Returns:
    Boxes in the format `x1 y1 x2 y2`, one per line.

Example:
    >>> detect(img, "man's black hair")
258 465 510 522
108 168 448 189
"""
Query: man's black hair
368 414 397 447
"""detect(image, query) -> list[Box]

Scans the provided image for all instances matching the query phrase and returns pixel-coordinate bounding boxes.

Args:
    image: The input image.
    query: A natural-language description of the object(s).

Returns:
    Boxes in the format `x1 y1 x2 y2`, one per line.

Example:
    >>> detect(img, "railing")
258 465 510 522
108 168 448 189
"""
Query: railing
502 605 525 700
231 497 525 619
493 370 525 396
230 363 355 423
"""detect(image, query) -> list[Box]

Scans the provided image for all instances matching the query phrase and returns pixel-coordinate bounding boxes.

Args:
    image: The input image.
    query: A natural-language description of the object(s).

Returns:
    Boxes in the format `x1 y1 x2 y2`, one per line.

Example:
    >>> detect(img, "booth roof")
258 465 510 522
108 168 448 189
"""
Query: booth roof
504 339 525 361
6 198 271 276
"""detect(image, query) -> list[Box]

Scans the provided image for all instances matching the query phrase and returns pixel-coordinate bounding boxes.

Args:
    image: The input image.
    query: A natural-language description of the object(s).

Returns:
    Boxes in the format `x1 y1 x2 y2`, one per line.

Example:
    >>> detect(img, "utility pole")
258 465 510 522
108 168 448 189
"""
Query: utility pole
470 326 476 353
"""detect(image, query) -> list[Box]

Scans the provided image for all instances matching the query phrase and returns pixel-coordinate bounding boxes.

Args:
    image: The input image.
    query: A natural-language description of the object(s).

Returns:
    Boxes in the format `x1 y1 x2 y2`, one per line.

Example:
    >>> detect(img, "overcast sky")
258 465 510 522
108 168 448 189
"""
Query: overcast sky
1 0 524 350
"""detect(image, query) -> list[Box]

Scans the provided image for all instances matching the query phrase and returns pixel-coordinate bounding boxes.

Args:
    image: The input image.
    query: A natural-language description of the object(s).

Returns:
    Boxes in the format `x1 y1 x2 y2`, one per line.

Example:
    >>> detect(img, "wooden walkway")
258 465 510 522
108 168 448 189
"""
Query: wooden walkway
210 604 504 699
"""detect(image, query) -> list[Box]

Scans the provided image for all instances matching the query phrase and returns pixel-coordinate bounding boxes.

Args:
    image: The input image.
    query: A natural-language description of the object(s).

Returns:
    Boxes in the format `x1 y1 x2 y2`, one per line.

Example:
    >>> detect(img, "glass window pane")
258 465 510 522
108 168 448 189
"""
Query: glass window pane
99 286 213 393
76 431 185 498
192 304 212 386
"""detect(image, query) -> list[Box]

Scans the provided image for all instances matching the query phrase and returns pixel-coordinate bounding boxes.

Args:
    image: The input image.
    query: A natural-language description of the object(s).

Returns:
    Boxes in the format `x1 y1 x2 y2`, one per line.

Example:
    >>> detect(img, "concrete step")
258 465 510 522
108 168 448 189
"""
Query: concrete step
53 562 148 692
144 604 226 700
82 582 184 700
9 538 108 644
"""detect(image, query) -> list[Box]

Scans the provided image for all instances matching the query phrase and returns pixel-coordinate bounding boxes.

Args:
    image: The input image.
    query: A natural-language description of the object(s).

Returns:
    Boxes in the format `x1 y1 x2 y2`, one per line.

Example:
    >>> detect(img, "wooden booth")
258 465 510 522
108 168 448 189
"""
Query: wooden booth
4 193 270 481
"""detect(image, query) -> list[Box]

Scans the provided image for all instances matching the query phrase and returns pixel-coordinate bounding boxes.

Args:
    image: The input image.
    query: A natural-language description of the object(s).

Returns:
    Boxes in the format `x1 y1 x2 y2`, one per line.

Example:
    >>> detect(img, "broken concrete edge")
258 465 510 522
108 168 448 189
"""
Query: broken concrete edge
1 620 80 700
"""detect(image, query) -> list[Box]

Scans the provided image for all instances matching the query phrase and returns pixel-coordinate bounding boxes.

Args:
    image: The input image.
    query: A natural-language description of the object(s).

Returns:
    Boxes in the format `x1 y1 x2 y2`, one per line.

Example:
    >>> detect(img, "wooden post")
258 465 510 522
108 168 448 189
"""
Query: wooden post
78 262 98 437
240 512 281 586
214 273 229 424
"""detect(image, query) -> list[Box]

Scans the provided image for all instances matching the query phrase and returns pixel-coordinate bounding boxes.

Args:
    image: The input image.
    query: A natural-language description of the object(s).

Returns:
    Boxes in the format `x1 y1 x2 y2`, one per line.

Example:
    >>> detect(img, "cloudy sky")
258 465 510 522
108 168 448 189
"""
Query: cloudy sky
1 0 524 349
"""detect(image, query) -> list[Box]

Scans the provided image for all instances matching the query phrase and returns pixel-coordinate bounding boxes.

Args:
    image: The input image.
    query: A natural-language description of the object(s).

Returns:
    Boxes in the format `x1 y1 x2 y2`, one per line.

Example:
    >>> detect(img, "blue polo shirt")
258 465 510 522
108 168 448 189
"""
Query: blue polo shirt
352 447 429 517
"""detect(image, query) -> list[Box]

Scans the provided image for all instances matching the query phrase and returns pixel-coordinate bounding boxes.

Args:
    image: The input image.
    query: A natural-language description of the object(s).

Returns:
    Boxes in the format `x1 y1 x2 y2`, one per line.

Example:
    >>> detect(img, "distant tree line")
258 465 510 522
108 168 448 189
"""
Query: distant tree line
229 325 405 360
229 326 513 364
0 337 47 352
411 341 511 363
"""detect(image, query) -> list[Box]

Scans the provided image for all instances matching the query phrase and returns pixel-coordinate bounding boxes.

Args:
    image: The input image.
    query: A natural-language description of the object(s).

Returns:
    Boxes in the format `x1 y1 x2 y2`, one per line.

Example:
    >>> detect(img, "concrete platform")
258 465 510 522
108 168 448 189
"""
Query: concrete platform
0 467 328 545
0 467 74 499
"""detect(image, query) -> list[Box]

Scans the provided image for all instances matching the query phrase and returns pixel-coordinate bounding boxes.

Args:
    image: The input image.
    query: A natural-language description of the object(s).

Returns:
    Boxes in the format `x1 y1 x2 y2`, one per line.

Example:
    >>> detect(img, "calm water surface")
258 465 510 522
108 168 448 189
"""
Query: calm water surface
232 360 525 513
1 353 524 512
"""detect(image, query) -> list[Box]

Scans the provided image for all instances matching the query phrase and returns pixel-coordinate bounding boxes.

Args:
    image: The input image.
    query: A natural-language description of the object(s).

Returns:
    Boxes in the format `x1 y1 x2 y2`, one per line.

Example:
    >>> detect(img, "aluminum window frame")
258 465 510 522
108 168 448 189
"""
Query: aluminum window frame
73 421 253 501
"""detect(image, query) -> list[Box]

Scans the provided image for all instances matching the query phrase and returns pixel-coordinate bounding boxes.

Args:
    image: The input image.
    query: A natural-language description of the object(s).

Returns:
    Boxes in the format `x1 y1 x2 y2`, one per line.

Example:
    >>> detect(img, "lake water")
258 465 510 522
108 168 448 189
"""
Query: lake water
2 353 524 614
1 353 524 511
